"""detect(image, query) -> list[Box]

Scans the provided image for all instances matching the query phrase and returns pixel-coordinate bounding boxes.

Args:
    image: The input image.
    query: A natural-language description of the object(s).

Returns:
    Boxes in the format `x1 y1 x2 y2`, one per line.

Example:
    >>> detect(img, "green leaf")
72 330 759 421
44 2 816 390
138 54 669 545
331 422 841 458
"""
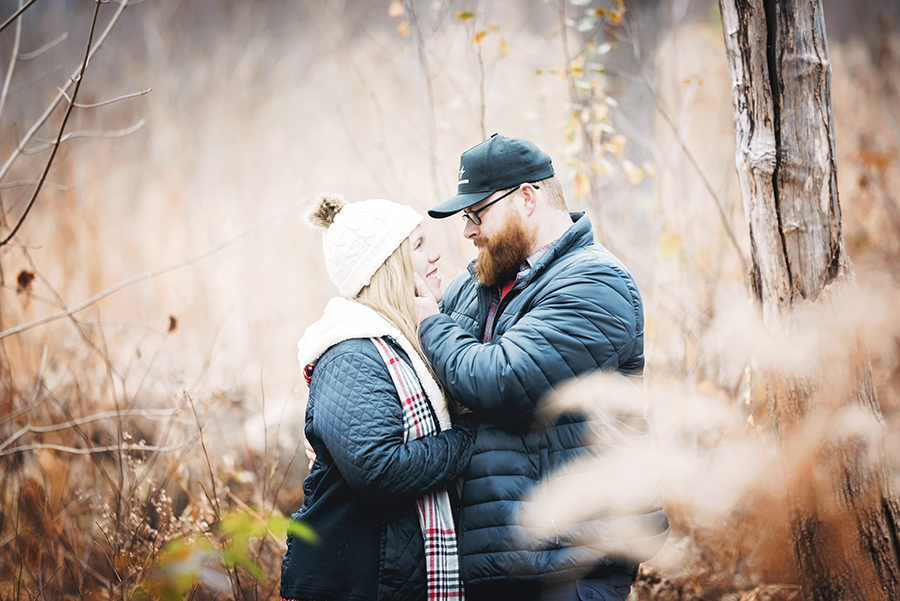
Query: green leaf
455 11 474 20
287 519 322 545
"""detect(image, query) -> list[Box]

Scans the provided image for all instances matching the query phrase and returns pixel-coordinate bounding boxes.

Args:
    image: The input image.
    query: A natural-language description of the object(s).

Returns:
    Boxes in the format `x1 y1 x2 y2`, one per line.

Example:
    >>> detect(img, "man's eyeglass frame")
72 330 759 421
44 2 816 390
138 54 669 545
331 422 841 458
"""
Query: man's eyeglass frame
461 184 539 226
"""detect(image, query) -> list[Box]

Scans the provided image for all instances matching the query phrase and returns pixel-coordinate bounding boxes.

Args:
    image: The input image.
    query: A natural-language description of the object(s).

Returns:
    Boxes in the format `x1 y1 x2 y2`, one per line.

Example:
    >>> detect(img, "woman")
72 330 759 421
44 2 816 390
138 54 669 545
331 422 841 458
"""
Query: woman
281 194 476 601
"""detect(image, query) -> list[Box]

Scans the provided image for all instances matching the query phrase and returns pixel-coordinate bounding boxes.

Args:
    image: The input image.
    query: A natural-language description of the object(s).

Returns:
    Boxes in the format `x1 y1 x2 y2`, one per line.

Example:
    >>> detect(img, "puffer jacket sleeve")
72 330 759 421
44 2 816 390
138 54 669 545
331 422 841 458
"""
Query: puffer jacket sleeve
420 263 640 421
310 338 477 498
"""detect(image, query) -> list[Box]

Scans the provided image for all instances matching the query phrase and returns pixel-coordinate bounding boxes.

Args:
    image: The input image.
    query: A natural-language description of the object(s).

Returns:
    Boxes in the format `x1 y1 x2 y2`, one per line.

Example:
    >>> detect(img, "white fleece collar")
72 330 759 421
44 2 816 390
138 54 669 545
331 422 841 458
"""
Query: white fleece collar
297 297 450 431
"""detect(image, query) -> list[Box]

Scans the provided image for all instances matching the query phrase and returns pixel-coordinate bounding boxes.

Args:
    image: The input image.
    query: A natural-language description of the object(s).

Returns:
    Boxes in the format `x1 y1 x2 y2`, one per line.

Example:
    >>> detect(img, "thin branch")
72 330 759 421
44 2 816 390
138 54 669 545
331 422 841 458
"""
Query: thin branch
0 0 25 125
404 0 444 201
0 197 307 340
62 87 151 109
0 409 190 452
188 392 221 517
0 440 194 457
0 0 105 247
6 63 63 97
624 19 749 274
18 32 67 61
0 0 37 36
0 0 129 194
27 118 145 152
0 179 71 191
71 317 164 334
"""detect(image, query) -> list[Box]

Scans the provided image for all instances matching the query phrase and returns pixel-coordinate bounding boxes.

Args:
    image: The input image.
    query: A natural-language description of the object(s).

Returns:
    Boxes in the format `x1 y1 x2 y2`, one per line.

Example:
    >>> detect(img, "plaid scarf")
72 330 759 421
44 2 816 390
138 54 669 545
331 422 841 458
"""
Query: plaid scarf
371 337 465 601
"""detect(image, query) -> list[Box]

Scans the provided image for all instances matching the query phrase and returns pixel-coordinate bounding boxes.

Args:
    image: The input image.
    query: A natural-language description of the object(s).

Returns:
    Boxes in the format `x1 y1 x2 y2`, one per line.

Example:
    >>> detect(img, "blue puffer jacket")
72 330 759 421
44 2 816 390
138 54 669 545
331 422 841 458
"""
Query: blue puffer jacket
281 337 477 601
419 212 669 590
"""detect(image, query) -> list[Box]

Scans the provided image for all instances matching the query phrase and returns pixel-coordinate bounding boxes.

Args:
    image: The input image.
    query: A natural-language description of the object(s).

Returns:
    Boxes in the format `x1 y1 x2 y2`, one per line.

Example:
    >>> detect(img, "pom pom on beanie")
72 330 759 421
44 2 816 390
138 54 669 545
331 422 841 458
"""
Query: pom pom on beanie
305 193 347 228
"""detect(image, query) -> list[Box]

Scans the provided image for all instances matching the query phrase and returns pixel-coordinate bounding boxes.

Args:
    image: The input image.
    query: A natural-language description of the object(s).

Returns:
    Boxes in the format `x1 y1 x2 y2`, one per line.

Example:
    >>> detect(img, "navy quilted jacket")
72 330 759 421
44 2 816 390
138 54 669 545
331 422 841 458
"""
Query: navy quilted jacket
419 213 669 590
280 337 477 601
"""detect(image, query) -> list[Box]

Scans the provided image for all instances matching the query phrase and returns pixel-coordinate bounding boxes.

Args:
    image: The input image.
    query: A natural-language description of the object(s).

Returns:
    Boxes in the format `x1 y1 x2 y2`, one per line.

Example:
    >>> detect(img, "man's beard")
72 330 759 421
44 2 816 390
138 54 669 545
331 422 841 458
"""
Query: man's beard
473 211 536 288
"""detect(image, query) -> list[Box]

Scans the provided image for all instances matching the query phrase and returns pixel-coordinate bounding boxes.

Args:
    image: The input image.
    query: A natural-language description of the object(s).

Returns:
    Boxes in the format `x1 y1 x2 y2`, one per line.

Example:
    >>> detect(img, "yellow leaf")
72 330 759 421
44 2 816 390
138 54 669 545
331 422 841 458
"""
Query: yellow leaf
574 172 591 199
622 159 645 185
397 20 410 37
569 54 586 73
609 134 627 156
641 161 657 178
658 231 682 257
498 39 510 59
388 1 404 18
591 159 611 177
474 30 488 43
455 11 474 20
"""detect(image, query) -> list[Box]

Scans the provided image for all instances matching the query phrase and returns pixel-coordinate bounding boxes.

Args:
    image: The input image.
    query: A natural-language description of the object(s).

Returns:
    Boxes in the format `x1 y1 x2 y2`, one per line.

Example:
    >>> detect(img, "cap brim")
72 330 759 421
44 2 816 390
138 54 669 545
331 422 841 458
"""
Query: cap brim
427 190 494 219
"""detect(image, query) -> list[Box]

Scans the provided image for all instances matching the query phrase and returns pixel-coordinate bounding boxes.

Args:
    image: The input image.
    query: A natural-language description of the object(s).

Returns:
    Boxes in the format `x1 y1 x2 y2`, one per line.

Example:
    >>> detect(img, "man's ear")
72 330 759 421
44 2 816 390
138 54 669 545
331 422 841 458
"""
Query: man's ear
520 183 538 217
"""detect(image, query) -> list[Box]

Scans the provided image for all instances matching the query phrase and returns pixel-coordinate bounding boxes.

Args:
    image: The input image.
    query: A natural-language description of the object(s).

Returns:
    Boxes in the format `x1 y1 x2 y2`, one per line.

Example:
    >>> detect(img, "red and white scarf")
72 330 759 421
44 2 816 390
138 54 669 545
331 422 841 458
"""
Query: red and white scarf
371 337 464 601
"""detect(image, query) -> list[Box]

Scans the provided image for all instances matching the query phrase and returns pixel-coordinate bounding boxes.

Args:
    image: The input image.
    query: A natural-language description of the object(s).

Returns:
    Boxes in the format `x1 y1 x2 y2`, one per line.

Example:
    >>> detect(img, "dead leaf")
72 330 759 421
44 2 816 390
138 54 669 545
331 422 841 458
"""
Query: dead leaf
658 231 682 257
609 134 627 157
168 315 178 333
622 159 645 185
574 172 591 199
16 270 34 293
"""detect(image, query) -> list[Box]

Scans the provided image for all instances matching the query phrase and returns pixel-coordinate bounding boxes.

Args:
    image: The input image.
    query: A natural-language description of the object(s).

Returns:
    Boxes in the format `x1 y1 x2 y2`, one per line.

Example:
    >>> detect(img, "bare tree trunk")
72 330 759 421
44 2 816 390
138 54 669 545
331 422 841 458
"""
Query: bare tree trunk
718 0 900 599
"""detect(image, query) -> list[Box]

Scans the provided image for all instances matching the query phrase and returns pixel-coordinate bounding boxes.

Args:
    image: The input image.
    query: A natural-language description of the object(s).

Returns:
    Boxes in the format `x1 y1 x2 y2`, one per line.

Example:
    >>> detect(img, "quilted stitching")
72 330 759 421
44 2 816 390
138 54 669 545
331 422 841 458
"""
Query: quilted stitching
420 212 668 586
310 338 476 498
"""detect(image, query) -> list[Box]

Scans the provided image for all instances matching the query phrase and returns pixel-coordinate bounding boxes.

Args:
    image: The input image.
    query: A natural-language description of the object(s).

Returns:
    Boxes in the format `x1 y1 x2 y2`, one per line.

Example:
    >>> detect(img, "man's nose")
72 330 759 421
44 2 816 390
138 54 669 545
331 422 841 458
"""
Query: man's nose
464 219 478 239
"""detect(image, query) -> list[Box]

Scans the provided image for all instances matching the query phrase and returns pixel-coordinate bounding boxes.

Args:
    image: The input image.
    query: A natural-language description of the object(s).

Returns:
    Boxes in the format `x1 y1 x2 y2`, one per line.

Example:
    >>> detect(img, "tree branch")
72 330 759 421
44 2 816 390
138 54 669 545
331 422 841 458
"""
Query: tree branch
18 31 67 61
26 118 145 153
0 0 25 127
625 18 749 275
61 87 151 109
0 0 37 36
0 0 106 246
0 0 129 201
0 440 196 458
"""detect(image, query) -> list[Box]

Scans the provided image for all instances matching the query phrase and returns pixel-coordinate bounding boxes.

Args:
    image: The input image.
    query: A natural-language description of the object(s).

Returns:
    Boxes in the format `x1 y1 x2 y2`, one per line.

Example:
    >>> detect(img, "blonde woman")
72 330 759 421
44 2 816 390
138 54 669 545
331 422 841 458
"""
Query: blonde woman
280 195 475 601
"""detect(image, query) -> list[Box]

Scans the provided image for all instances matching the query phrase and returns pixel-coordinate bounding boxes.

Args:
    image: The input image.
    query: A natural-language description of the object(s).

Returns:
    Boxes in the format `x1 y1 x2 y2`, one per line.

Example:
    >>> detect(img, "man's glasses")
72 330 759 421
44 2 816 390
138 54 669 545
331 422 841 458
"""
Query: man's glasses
461 184 539 226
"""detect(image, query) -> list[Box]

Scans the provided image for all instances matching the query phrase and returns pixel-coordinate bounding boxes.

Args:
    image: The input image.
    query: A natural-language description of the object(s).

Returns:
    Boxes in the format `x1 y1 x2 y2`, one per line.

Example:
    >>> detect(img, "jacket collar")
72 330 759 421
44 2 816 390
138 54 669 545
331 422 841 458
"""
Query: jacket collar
297 297 451 430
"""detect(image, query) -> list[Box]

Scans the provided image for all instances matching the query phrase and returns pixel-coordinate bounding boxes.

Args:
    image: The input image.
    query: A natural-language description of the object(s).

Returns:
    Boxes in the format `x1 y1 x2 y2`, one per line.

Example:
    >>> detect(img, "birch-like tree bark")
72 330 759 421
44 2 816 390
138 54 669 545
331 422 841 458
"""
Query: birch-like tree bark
718 0 900 599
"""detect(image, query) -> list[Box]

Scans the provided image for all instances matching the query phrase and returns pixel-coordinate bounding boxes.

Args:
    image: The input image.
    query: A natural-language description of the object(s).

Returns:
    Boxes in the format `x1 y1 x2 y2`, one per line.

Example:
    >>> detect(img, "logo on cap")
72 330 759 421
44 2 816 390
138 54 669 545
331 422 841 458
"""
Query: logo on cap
458 166 468 185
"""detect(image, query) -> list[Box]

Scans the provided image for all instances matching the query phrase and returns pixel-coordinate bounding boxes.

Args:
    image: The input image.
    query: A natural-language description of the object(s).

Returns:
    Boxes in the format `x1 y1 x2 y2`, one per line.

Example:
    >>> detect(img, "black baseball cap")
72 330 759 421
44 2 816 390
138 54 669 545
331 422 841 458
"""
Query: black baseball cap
428 133 555 219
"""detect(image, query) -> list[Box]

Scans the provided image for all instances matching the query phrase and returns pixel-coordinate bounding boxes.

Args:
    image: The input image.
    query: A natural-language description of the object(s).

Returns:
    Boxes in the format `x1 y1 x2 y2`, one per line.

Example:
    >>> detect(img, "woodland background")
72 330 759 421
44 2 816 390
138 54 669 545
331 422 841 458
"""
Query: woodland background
1 0 899 599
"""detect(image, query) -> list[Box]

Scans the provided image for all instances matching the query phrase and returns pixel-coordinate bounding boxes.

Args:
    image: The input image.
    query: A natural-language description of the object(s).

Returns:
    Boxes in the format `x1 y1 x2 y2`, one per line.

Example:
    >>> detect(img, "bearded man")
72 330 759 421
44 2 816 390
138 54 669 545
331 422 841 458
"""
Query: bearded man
414 134 669 601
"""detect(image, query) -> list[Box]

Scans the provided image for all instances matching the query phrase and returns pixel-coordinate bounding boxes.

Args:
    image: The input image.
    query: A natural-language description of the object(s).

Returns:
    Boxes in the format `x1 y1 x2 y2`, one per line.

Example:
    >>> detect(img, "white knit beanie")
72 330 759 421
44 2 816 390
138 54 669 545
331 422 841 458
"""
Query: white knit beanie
306 194 423 298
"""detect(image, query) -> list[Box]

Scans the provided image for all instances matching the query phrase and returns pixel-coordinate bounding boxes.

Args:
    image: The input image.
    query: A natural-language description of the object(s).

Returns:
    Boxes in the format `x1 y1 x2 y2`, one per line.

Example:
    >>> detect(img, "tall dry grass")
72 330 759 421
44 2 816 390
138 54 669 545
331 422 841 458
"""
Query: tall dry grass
0 1 897 599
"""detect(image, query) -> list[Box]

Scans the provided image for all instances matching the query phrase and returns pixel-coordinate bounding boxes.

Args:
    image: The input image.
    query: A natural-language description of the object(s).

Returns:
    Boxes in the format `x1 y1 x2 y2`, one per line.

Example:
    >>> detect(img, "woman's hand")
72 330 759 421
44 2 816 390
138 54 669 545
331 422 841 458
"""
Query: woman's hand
413 273 440 325
304 437 316 470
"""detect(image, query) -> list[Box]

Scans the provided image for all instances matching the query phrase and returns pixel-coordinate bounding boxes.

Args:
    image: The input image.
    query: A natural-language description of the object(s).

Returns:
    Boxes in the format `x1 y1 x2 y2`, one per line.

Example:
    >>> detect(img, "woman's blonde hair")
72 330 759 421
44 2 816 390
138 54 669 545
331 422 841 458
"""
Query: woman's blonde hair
355 239 449 415
355 239 420 357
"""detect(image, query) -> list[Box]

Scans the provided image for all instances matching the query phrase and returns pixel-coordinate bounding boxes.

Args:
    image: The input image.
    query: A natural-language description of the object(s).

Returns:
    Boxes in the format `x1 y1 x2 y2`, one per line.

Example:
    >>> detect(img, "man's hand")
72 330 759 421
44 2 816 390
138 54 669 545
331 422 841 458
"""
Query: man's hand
413 273 440 325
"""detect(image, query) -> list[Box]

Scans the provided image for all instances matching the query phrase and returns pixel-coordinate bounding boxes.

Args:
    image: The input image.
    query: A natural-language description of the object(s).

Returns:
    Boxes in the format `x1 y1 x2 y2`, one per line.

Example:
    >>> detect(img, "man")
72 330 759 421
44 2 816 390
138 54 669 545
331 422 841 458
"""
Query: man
414 134 669 601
